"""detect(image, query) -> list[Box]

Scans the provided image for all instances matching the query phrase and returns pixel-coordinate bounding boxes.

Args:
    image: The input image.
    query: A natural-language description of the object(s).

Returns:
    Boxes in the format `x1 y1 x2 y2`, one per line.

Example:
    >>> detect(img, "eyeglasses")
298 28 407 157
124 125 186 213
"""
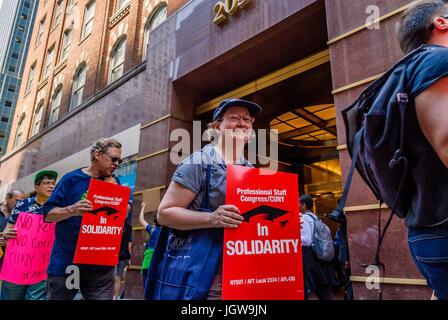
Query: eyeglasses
41 181 56 186
226 114 254 124
108 156 123 165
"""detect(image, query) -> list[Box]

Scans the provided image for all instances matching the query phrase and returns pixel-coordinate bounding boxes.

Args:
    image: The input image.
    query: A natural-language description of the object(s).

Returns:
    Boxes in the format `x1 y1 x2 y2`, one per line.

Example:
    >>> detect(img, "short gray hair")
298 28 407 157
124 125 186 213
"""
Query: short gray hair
397 0 448 53
90 138 122 161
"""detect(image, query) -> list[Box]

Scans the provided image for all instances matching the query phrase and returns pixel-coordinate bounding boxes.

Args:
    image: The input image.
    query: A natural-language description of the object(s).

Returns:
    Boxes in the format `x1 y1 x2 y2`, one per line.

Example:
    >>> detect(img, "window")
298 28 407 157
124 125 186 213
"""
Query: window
0 131 6 139
81 1 95 39
1 117 8 123
43 46 54 77
60 26 72 61
8 65 16 72
70 64 86 110
116 0 130 12
49 86 62 124
12 52 19 59
13 116 25 148
24 2 30 8
5 101 12 108
142 3 167 60
21 13 28 20
31 101 44 136
108 37 126 84
53 0 64 28
36 16 46 45
8 85 16 93
26 63 36 93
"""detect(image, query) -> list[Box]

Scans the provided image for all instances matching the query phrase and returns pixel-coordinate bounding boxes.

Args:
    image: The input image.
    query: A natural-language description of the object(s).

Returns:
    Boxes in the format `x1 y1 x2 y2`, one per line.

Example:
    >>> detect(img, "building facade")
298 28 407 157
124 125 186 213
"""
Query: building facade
5 0 187 157
0 0 434 299
0 0 39 156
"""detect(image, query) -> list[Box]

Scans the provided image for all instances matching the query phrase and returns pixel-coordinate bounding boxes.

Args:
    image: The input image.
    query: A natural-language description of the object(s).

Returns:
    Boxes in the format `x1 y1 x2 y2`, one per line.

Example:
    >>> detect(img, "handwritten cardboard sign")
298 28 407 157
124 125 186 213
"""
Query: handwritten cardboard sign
0 212 55 285
73 179 131 266
222 165 304 300
142 188 160 213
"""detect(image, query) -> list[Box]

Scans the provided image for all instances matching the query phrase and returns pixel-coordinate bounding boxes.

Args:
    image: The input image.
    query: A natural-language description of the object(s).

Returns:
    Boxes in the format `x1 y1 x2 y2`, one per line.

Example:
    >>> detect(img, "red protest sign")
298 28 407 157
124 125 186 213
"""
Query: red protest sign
223 165 304 300
0 212 55 285
73 179 131 266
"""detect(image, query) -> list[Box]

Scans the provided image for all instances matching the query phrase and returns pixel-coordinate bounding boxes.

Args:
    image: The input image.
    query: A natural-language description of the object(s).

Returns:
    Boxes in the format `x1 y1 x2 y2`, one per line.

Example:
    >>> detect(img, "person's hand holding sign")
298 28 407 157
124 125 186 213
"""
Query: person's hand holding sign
67 199 93 216
2 226 17 240
210 204 244 229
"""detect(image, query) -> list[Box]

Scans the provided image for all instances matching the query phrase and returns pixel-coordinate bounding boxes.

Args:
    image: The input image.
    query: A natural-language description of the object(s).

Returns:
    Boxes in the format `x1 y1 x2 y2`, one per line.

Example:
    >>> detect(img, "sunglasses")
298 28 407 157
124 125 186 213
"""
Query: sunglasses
108 155 123 165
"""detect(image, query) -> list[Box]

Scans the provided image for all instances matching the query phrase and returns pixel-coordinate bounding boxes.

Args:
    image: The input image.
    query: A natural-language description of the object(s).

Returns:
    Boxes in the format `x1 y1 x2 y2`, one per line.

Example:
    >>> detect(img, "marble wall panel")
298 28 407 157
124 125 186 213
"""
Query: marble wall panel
352 282 433 300
146 13 176 75
126 228 147 298
173 0 319 81
138 119 170 157
325 0 412 40
134 152 169 192
346 209 425 283
329 17 405 91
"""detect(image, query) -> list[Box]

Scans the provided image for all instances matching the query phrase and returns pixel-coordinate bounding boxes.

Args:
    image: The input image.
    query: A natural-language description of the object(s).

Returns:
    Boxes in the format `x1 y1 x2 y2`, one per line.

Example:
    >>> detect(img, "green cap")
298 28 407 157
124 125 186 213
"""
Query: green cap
34 170 58 185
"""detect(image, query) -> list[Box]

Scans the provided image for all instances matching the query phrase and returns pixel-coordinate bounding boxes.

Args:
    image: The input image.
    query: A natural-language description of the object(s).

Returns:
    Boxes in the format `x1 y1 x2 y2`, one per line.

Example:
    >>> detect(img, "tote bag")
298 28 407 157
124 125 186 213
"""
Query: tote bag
145 165 223 300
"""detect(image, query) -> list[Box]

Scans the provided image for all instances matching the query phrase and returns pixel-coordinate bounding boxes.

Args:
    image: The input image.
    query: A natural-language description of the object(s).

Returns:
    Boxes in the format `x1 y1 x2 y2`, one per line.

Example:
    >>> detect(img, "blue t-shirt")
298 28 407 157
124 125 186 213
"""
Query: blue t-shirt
7 197 43 225
406 45 448 99
145 225 161 249
42 168 120 275
0 208 8 232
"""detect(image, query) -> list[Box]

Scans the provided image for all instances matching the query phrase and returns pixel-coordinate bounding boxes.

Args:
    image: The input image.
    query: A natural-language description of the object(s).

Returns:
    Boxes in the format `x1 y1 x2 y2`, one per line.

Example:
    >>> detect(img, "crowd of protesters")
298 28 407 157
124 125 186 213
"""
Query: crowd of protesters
0 139 133 300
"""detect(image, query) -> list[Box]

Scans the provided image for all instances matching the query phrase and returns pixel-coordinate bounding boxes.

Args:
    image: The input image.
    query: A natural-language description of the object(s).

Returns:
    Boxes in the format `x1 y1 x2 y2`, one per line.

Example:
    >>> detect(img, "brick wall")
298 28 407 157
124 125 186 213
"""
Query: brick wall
6 0 188 154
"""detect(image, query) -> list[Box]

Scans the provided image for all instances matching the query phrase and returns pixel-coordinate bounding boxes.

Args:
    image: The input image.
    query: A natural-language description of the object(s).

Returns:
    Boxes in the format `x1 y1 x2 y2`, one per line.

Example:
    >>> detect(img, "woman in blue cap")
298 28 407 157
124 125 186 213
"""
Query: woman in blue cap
146 98 261 300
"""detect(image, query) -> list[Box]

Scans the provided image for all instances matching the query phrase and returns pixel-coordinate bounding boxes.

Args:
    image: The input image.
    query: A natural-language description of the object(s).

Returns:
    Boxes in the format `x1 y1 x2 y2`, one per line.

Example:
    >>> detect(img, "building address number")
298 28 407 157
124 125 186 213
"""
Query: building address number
213 0 252 25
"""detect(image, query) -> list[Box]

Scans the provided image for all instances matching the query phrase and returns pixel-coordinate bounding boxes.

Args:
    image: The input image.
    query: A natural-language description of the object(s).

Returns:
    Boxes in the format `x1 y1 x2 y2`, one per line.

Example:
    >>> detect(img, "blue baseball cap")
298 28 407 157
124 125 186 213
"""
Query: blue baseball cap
213 98 262 122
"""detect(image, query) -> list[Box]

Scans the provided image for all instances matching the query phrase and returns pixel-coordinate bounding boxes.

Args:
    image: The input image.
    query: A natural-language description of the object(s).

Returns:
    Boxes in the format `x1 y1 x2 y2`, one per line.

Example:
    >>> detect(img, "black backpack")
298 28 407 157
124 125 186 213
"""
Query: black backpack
328 46 431 283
